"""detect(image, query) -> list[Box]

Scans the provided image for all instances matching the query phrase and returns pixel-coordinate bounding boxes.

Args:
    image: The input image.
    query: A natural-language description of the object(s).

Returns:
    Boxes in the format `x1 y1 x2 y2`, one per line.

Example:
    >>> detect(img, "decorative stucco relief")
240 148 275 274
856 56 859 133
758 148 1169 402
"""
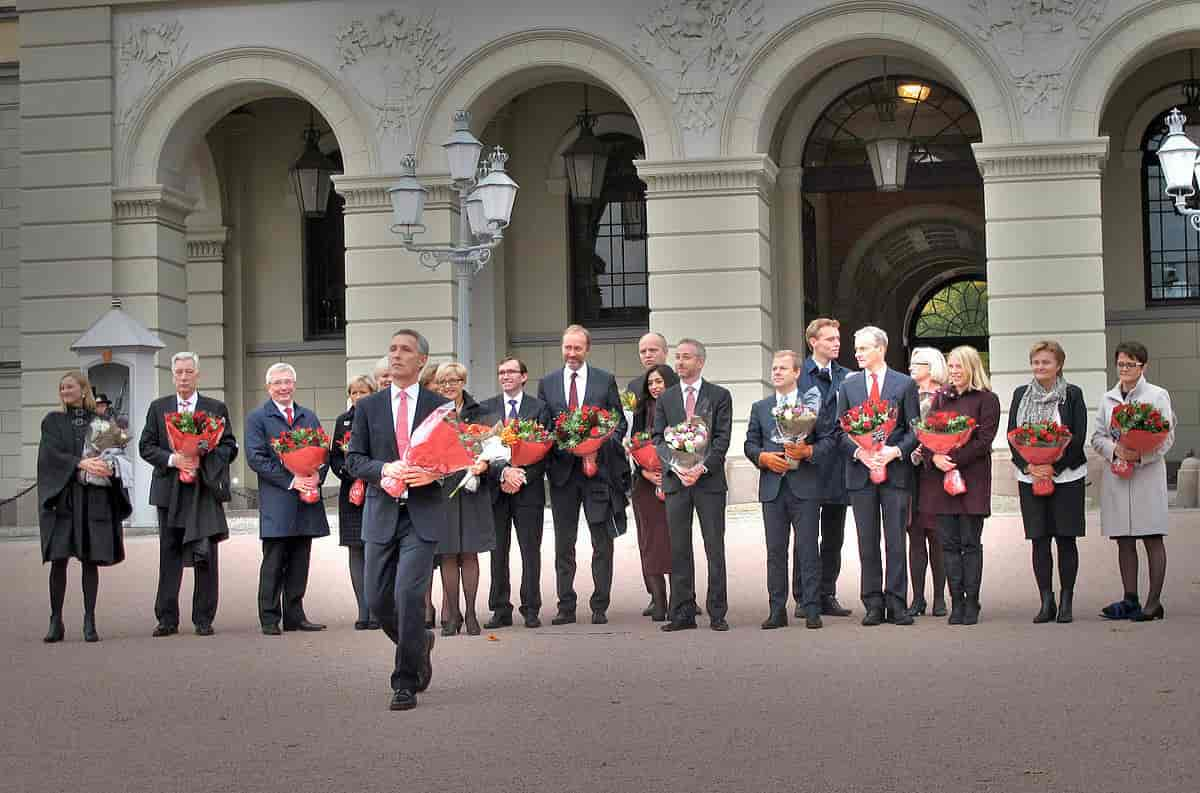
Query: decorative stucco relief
117 20 189 127
967 0 1108 116
632 0 764 133
335 10 453 150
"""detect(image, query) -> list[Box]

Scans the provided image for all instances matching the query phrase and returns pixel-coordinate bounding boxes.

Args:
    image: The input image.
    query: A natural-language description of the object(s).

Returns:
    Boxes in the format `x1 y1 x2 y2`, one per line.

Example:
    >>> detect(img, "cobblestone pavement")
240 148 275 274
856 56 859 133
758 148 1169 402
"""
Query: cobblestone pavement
1 507 1197 793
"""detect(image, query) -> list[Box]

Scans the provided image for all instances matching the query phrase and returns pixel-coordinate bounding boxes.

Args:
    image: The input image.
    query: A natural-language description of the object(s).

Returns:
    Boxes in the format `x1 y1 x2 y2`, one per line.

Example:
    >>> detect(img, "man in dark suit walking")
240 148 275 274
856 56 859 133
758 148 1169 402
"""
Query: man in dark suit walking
745 349 837 629
139 351 238 637
244 362 329 635
536 324 628 625
834 326 921 627
798 317 854 618
653 338 733 632
347 329 447 711
479 356 551 629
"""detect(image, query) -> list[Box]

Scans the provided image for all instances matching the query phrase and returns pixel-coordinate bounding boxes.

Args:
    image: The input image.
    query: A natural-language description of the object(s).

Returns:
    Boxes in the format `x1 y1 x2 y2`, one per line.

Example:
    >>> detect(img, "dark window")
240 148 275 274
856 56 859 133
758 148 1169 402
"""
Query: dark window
303 149 346 339
569 134 649 328
910 277 989 368
1143 107 1200 303
802 198 818 319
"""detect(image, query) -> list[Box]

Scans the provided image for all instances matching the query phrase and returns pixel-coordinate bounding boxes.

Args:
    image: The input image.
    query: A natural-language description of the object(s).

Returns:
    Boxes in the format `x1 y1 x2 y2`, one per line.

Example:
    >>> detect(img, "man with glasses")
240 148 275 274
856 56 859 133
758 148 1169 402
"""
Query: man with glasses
479 357 552 629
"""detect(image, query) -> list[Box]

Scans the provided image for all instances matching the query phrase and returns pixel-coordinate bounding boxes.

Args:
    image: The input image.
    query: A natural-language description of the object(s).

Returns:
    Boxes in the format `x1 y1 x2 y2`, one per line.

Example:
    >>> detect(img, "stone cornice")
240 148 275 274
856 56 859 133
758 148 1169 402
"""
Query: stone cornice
186 226 228 261
972 139 1110 182
112 185 195 229
333 173 457 214
636 155 779 201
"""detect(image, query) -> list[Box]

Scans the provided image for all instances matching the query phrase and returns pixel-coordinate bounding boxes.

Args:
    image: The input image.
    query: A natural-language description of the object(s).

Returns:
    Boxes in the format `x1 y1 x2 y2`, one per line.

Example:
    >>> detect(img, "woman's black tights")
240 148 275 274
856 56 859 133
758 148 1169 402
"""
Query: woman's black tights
49 559 99 618
1032 537 1078 591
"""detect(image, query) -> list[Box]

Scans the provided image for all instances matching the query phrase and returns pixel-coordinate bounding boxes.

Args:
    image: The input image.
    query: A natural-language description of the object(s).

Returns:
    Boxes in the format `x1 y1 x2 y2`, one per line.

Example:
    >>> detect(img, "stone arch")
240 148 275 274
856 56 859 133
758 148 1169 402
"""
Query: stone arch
121 48 377 189
1062 4 1200 138
416 30 681 168
902 267 988 350
722 2 1020 157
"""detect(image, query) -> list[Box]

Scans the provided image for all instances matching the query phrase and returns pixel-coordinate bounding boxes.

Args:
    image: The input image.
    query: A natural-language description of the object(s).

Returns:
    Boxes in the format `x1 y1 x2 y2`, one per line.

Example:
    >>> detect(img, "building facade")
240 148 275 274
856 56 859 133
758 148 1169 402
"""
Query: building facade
4 0 1200 515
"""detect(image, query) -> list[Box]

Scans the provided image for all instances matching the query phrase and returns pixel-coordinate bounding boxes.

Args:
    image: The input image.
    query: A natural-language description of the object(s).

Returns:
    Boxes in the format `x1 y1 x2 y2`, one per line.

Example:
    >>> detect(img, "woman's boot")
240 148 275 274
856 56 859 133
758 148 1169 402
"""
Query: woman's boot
1033 590 1057 623
648 575 669 622
82 612 99 643
1056 589 1074 623
944 553 965 625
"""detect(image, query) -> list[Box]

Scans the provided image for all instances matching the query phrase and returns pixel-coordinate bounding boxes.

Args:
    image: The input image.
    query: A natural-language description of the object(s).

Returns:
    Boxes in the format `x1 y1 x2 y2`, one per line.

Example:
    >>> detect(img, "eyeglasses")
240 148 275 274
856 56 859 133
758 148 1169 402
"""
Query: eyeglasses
437 377 465 385
497 369 523 377
1115 361 1143 370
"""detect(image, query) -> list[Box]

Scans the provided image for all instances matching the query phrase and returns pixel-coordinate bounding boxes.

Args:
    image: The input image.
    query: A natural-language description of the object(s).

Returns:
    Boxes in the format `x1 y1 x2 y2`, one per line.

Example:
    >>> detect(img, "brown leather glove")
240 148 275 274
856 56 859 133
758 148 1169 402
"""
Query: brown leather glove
758 452 792 474
784 442 812 461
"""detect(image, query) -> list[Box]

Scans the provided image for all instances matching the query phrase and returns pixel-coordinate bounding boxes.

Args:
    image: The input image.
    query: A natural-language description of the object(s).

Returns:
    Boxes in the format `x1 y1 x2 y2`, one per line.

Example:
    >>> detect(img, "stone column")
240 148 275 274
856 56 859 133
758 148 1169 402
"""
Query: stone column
973 139 1110 496
334 174 457 381
637 155 778 503
774 165 806 349
186 226 229 403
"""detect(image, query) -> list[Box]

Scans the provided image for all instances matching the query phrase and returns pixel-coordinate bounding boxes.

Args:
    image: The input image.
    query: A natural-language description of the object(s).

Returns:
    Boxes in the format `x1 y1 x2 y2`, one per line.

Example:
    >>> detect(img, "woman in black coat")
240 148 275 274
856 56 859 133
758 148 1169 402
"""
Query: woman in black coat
37 370 132 643
1008 340 1088 624
630 364 679 621
329 374 378 630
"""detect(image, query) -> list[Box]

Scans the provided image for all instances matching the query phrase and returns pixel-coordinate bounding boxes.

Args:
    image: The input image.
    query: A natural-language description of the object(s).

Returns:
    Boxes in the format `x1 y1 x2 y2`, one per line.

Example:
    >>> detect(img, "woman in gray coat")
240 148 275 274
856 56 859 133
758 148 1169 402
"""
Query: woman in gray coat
1090 341 1174 622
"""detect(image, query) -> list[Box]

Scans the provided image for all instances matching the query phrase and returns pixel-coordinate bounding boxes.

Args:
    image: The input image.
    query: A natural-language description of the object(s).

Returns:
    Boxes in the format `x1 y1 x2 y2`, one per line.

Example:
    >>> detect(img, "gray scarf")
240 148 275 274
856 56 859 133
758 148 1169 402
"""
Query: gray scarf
1017 377 1068 425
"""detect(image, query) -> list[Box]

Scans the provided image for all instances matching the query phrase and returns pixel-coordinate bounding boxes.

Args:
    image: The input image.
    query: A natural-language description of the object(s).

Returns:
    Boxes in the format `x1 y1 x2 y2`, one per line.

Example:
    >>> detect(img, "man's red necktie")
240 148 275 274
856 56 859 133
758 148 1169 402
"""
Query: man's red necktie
869 373 881 403
568 372 579 411
284 406 294 426
395 390 410 458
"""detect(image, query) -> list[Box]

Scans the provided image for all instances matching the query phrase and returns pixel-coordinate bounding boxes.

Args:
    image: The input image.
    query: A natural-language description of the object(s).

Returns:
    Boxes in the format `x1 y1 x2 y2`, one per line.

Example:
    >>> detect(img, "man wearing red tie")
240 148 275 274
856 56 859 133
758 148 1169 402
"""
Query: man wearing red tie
536 325 627 625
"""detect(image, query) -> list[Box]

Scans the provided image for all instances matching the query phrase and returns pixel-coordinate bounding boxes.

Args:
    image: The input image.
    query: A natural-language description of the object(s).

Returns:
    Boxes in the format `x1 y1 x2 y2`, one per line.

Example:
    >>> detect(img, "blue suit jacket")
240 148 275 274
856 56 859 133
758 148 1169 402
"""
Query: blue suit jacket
834 368 921 492
743 394 837 502
799 357 850 504
244 400 330 539
345 385 451 546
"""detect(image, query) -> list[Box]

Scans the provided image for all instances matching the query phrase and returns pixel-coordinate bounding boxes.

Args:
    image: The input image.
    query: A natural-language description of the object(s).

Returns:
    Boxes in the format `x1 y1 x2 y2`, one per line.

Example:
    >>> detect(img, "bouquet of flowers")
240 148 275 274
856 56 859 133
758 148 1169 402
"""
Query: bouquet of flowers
336 430 366 506
380 402 478 499
448 421 508 498
913 411 978 495
626 430 664 501
554 405 620 478
499 418 555 467
78 416 130 487
1109 401 1171 479
271 426 330 504
771 388 821 469
164 410 225 484
620 390 638 413
1007 422 1072 496
840 398 898 484
664 417 709 477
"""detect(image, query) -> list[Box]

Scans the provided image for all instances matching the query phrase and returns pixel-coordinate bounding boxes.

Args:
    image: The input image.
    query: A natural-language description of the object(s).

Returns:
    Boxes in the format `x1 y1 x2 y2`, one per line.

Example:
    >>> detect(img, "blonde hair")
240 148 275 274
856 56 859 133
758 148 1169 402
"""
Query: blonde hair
563 324 592 348
909 347 948 386
346 374 377 396
948 346 991 392
435 361 468 385
418 362 440 389
805 317 840 340
1028 340 1066 375
773 349 802 370
59 369 97 412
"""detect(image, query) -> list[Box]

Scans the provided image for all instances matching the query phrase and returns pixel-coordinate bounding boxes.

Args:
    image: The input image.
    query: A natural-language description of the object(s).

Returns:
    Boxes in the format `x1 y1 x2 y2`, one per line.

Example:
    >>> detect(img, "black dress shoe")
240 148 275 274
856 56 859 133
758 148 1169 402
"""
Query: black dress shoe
43 618 65 643
354 620 371 630
888 609 914 626
283 620 326 632
761 611 788 629
194 624 214 637
366 620 381 630
551 611 576 625
821 596 852 617
390 689 416 711
416 630 435 693
661 618 697 632
642 598 655 617
152 624 178 638
262 624 282 636
861 607 884 626
591 611 608 625
524 613 542 628
709 618 730 631
805 606 823 629
483 613 513 630
82 615 99 643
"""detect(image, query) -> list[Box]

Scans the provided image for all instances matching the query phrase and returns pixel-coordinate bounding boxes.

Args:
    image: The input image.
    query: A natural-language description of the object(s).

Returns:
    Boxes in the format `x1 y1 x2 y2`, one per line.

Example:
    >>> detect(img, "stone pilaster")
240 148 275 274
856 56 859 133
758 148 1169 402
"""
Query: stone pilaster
186 226 228 403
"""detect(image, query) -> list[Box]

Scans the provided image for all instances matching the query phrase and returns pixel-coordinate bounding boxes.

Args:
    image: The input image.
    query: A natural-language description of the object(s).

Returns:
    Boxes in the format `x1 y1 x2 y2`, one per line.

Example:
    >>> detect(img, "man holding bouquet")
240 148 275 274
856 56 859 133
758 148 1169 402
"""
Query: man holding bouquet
479 357 552 629
139 352 238 637
537 324 628 625
245 362 329 635
653 338 733 632
835 326 921 626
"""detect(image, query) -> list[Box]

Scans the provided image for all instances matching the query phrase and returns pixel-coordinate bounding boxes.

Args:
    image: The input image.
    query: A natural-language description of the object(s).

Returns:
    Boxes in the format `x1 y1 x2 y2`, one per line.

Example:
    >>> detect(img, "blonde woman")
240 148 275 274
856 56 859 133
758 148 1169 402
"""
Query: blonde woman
330 374 378 629
907 347 949 617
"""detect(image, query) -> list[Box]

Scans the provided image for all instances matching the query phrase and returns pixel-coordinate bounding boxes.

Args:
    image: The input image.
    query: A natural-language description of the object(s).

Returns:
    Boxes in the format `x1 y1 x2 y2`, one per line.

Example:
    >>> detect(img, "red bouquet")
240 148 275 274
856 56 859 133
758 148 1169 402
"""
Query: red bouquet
336 430 365 506
554 405 620 478
165 410 225 484
499 419 554 467
626 431 664 501
380 402 477 499
840 398 897 484
1109 401 1171 479
1007 422 1072 496
272 426 330 504
914 411 977 495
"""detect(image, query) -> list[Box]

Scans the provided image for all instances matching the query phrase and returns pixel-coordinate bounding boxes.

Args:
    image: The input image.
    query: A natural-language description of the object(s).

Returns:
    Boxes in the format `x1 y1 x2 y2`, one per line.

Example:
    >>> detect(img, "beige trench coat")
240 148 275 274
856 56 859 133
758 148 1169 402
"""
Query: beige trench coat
1090 377 1175 537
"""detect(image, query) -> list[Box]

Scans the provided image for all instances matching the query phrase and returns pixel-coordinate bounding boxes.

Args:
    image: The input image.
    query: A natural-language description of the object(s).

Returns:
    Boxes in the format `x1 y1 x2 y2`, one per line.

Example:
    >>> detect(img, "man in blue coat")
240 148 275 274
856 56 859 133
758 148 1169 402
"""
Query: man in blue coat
245 362 329 635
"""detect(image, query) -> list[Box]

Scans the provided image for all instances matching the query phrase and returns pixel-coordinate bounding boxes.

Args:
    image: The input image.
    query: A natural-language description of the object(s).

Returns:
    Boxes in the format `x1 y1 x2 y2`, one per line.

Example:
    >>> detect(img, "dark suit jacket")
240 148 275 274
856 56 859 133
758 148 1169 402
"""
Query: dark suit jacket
799 356 850 504
139 394 238 509
536 365 627 488
652 379 733 495
743 394 837 502
477 391 551 508
345 385 451 545
330 407 363 533
244 400 330 539
1007 384 1089 474
835 368 921 491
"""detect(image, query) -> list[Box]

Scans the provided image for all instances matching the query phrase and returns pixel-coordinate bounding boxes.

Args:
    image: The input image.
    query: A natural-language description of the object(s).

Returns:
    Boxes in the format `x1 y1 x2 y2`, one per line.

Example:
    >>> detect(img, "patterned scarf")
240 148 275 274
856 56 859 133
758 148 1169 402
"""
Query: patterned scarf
1016 377 1068 425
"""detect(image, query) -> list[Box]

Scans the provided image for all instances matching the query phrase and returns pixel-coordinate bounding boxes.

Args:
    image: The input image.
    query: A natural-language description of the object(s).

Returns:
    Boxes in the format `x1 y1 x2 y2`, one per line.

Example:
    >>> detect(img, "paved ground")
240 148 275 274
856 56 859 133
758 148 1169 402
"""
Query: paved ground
1 507 1197 793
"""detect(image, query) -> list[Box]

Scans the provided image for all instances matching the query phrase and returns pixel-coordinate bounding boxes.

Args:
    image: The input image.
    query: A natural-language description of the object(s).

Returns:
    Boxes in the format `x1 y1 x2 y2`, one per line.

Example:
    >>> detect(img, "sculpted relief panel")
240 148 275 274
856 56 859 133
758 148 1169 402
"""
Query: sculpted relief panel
117 19 189 128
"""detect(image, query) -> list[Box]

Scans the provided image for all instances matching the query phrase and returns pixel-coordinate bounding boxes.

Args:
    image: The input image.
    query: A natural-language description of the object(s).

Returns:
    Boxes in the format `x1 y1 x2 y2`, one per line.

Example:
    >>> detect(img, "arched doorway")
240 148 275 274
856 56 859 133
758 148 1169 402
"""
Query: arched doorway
908 277 990 368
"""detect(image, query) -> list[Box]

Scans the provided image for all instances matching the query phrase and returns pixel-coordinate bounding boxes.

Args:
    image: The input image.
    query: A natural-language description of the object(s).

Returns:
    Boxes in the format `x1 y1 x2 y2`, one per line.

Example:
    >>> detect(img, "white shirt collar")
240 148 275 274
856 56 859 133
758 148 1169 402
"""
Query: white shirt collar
681 376 703 393
177 392 199 409
502 391 524 408
776 388 798 405
391 382 419 402
272 400 294 416
564 362 588 379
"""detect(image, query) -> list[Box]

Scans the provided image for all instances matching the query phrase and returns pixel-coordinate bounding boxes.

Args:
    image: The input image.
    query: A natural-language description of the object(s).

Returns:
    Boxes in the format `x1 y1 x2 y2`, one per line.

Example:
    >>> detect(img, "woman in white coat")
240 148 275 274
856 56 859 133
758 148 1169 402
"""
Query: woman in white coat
1090 341 1174 622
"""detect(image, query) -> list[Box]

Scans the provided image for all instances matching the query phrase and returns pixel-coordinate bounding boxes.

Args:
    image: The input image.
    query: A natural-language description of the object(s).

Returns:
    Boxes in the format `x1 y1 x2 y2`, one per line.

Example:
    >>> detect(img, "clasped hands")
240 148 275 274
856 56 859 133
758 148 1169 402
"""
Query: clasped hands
758 441 813 475
855 445 904 473
77 456 114 477
500 465 527 495
289 473 319 494
380 461 440 488
170 452 200 476
676 463 705 488
1113 445 1141 464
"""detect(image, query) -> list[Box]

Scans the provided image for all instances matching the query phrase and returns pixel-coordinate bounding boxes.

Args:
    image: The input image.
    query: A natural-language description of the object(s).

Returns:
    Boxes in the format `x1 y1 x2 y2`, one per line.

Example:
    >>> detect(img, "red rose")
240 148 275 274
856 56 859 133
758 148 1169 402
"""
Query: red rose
590 427 601 437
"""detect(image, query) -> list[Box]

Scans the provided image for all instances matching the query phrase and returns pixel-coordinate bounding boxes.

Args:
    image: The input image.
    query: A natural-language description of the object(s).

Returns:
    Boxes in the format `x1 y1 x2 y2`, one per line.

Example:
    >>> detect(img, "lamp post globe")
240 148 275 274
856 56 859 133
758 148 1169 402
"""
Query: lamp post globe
387 154 428 237
443 110 484 184
1156 108 1200 198
476 147 519 232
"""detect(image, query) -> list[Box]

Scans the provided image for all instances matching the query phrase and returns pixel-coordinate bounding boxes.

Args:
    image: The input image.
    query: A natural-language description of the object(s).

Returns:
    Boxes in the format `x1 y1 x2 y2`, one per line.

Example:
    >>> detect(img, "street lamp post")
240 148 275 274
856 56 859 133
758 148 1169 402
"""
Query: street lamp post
387 110 519 370
1155 107 1200 230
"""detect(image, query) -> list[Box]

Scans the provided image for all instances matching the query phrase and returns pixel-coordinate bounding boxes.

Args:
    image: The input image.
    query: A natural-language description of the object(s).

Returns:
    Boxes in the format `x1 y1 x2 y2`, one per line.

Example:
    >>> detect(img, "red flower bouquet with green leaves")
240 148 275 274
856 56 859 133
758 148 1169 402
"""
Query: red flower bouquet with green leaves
840 398 897 484
336 430 365 506
626 430 664 501
165 410 225 484
271 426 330 503
1007 422 1071 496
914 411 978 495
499 418 555 467
554 405 620 477
1109 401 1171 479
